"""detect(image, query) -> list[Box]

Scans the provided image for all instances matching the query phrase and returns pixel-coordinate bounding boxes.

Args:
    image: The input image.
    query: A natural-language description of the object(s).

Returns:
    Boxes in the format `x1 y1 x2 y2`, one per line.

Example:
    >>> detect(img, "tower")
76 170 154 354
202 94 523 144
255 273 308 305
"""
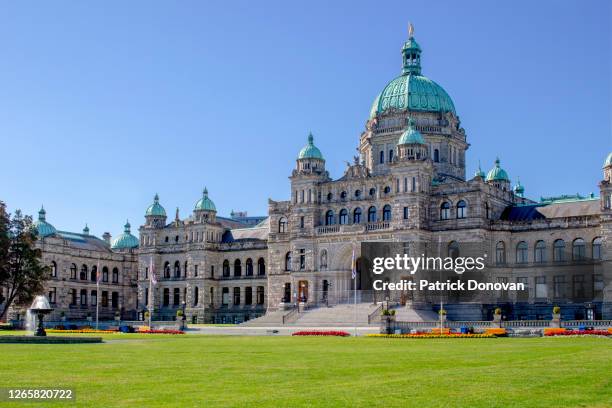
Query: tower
144 194 167 228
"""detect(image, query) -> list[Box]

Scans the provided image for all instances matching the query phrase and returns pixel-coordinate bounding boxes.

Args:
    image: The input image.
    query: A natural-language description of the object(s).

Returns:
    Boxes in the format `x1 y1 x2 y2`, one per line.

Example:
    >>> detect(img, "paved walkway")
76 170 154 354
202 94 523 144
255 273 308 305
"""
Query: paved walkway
185 325 379 336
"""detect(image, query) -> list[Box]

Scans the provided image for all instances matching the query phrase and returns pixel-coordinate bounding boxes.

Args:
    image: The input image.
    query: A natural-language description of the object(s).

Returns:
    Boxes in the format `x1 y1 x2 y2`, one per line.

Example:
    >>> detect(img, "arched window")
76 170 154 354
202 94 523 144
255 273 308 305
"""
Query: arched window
70 263 77 279
320 249 328 270
193 286 199 306
164 262 170 278
278 217 288 233
325 210 335 225
367 206 377 223
234 259 242 277
340 191 347 201
516 241 528 264
353 208 362 224
222 260 230 277
495 241 506 265
572 238 586 261
50 261 57 278
112 268 119 283
354 190 361 198
593 237 603 260
102 266 109 282
90 266 97 282
440 202 450 220
379 151 384 164
174 261 181 278
246 258 253 276
383 186 391 194
382 205 392 221
369 188 376 197
456 200 466 219
534 240 546 263
257 258 266 275
433 149 439 162
327 192 333 201
339 209 348 225
448 241 460 258
553 239 566 262
285 252 292 271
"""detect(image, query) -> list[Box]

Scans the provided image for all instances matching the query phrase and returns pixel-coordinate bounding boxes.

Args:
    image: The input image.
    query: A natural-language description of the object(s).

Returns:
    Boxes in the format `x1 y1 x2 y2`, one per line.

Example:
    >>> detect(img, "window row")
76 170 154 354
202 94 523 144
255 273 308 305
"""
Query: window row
67 288 119 308
439 200 468 220
58 263 120 284
220 286 265 306
323 205 392 226
495 238 603 265
222 258 266 278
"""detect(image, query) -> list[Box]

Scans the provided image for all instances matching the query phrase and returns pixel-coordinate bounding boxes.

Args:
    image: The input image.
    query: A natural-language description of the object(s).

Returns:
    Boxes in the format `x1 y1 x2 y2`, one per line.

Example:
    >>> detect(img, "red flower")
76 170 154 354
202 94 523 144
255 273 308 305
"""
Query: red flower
292 330 350 337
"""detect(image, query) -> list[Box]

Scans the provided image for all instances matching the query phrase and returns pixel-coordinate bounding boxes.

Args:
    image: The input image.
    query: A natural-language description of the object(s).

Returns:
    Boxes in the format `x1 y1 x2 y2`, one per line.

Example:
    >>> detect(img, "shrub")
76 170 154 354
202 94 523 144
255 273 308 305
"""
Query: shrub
438 309 447 316
381 309 396 316
494 308 502 315
176 310 184 317
553 306 561 314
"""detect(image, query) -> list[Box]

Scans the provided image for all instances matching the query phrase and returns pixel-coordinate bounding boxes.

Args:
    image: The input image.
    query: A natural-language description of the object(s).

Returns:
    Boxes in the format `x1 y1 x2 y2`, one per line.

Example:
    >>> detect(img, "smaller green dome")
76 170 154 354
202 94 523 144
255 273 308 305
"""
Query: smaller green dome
603 152 612 168
486 158 510 182
145 194 166 217
398 119 425 145
513 178 525 196
474 161 485 178
194 187 216 212
33 206 57 238
297 133 324 160
111 220 139 249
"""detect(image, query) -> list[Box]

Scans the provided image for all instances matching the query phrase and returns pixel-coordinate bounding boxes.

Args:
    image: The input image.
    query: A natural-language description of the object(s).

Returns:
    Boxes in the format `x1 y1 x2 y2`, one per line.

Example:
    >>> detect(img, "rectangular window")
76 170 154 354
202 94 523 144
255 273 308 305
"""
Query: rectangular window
404 178 408 193
299 249 305 270
516 277 528 301
48 287 57 304
101 291 109 307
572 275 585 299
222 288 229 305
403 207 409 219
70 289 77 306
194 264 198 277
535 276 547 299
233 287 241 305
245 287 252 305
300 216 305 229
553 275 566 299
412 177 416 192
594 274 603 297
173 288 180 305
256 286 265 305
111 292 119 309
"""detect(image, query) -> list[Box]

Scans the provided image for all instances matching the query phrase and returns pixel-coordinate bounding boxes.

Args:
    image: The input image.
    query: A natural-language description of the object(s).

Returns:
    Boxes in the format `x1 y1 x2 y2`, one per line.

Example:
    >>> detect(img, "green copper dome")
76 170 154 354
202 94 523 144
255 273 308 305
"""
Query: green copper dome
194 187 216 212
297 133 324 160
111 220 139 249
513 178 525 196
474 161 485 178
398 119 425 145
486 158 510 182
603 152 612 168
33 206 57 238
145 194 166 217
370 27 455 119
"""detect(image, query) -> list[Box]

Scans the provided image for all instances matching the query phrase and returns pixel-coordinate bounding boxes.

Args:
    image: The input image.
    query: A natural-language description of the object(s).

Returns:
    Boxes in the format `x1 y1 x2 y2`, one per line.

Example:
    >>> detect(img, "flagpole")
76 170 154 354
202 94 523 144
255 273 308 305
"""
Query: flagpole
148 256 153 329
96 259 100 330
352 243 357 337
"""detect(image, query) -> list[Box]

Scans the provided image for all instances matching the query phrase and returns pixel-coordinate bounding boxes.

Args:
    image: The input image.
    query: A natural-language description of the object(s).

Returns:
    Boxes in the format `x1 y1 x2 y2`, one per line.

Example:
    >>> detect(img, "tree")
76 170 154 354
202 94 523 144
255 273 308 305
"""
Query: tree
0 207 49 321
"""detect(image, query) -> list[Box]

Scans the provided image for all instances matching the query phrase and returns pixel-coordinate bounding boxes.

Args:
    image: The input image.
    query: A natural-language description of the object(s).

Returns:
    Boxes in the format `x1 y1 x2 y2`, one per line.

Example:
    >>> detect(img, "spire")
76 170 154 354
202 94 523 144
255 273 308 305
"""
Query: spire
475 160 485 178
402 22 421 75
124 220 131 233
514 177 525 197
38 205 46 221
154 193 160 203
83 224 89 235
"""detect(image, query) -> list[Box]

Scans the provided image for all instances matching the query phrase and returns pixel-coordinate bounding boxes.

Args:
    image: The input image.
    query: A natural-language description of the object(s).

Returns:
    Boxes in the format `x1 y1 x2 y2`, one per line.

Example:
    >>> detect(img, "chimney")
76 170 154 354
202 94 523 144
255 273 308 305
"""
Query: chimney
102 232 111 245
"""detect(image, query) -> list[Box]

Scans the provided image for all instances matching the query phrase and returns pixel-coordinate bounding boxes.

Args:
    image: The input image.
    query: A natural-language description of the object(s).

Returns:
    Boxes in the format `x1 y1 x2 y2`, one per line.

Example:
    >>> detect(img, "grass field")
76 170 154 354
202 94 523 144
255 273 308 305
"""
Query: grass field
0 333 610 407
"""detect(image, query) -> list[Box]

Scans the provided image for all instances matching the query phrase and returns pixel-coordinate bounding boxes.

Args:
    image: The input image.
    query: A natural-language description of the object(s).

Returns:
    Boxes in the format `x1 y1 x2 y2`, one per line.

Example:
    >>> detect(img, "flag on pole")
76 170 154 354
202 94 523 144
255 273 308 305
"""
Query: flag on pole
96 260 101 285
351 245 356 280
150 257 157 286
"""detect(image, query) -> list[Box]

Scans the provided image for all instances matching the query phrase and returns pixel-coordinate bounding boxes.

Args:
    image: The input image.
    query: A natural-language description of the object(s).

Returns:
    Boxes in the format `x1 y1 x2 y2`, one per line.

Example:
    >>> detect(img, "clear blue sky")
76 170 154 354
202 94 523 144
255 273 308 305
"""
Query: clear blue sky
1 0 610 237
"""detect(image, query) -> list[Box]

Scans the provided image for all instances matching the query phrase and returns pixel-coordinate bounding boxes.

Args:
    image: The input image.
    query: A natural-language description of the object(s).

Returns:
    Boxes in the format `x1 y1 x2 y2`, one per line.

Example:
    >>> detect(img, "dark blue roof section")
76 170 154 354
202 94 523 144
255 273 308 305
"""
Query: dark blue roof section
500 204 546 222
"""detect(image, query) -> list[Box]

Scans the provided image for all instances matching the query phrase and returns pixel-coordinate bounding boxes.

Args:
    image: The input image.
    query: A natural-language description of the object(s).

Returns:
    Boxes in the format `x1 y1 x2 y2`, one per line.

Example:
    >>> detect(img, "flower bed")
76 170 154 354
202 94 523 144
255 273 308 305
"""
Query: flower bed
292 330 350 337
545 329 610 337
138 329 185 335
367 333 495 339
485 328 507 336
47 329 117 334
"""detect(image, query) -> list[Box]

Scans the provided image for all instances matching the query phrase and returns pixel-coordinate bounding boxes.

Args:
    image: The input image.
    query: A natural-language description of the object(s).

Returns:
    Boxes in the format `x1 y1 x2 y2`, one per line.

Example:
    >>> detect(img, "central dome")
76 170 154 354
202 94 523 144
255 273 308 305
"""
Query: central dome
369 27 455 119
370 75 456 119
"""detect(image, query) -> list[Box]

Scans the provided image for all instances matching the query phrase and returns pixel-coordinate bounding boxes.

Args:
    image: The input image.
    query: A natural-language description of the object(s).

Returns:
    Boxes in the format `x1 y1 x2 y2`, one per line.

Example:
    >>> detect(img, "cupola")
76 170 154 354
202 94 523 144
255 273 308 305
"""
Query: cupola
486 158 511 190
111 220 139 250
33 206 57 238
144 194 167 228
194 187 217 222
296 133 325 174
396 118 428 161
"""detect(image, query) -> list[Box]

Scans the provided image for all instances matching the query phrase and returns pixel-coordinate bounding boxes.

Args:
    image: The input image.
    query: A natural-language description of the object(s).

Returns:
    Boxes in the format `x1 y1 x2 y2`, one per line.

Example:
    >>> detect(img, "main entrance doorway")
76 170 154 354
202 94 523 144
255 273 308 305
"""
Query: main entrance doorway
298 280 309 302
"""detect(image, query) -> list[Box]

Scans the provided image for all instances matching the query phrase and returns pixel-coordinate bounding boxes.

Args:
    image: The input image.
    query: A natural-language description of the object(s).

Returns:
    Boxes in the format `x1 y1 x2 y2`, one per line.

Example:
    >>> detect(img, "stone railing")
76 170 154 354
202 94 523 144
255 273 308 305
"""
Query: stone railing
366 221 390 231
316 225 340 235
368 304 383 324
282 307 299 324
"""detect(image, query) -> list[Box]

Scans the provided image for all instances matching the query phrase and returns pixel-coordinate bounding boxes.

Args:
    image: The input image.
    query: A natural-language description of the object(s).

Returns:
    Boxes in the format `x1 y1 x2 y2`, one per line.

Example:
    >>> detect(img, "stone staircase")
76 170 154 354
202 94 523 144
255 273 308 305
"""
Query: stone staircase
288 303 381 327
241 310 288 327
391 305 439 322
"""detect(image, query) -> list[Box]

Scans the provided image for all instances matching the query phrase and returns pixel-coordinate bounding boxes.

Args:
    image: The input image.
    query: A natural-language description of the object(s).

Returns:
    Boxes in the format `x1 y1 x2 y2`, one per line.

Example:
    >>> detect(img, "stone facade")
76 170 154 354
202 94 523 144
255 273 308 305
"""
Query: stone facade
20 28 612 323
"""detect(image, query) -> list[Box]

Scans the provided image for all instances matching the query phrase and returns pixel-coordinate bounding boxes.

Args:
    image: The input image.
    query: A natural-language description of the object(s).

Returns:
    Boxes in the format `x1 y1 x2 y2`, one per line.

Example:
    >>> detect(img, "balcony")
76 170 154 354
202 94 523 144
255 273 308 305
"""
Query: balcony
316 222 390 235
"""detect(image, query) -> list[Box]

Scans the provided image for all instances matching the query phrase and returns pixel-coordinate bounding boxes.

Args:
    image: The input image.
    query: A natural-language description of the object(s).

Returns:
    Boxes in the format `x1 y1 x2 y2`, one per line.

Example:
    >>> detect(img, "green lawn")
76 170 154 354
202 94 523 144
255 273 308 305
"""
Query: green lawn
0 334 610 407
